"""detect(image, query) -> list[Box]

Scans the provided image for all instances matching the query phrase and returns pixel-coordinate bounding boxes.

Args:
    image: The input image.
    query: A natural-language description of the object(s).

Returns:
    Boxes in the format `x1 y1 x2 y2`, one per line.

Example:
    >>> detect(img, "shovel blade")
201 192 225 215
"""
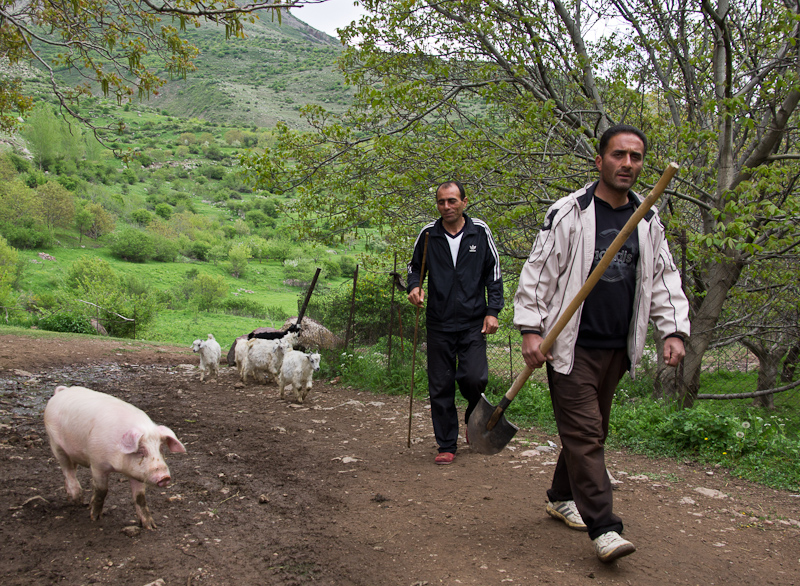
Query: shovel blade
467 393 519 455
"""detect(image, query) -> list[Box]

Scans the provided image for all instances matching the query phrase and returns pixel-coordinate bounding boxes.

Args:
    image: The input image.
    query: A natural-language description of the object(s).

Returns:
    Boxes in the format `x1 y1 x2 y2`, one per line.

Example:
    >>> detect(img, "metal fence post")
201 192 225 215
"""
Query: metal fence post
387 254 397 375
345 265 359 350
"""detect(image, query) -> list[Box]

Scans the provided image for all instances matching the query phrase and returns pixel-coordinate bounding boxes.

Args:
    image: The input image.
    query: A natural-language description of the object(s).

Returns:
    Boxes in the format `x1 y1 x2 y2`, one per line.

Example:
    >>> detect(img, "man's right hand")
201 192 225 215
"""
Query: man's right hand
522 333 552 369
407 286 424 308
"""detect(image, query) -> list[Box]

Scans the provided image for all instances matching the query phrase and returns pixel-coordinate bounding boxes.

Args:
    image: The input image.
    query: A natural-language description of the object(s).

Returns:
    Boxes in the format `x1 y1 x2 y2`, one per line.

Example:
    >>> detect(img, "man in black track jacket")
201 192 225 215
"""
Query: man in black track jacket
407 180 504 465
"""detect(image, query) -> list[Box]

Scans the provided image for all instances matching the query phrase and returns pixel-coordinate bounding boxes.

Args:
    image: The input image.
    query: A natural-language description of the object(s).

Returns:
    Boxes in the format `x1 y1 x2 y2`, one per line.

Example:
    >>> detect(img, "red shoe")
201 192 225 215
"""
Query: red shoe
435 452 455 465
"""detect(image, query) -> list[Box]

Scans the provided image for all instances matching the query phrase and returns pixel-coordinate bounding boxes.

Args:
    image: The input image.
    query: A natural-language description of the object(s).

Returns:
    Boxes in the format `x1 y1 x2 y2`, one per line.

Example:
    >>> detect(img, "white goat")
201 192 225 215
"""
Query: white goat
191 334 221 381
243 332 298 384
234 338 249 381
278 350 321 404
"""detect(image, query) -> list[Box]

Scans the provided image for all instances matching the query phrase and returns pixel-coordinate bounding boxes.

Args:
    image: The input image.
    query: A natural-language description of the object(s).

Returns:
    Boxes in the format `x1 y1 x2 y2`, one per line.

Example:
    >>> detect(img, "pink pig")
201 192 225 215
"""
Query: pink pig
44 385 186 529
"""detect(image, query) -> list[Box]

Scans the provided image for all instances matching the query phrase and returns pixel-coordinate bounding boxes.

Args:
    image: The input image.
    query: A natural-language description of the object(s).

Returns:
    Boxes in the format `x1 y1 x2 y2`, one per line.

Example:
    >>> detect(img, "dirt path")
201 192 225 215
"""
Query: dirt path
1 332 799 585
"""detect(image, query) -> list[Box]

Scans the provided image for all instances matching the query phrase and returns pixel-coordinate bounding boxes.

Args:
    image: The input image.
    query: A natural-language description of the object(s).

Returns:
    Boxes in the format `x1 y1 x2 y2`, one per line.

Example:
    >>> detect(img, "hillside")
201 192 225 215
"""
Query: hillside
27 9 351 130
150 10 352 128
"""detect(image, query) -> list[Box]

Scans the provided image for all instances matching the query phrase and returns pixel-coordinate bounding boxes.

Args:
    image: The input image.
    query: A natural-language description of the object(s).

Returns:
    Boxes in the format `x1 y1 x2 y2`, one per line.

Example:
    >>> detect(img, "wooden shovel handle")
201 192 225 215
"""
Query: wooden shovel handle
507 162 679 404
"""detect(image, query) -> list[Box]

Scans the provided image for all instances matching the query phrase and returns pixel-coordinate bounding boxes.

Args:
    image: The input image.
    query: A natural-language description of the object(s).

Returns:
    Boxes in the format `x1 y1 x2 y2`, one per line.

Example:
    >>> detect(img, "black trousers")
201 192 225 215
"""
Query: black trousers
546 346 629 540
426 327 488 454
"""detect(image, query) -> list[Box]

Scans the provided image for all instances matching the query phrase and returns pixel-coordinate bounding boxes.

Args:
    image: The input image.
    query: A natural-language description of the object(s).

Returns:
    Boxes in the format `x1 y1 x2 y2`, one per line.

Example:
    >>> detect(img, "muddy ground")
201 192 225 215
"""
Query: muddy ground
1 332 799 586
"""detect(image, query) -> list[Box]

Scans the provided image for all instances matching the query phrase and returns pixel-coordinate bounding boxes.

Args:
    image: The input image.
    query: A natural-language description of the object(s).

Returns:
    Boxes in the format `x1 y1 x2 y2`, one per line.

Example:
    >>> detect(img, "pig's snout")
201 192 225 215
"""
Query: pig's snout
153 473 171 487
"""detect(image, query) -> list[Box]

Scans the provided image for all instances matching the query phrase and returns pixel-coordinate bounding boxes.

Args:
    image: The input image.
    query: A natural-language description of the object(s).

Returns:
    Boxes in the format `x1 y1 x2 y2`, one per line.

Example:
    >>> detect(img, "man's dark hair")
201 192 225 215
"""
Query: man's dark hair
436 180 466 200
597 124 648 157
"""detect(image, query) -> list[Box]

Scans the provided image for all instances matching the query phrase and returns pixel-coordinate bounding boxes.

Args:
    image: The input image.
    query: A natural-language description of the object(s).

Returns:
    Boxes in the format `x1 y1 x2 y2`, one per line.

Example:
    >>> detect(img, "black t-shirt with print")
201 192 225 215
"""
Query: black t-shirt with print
577 195 640 349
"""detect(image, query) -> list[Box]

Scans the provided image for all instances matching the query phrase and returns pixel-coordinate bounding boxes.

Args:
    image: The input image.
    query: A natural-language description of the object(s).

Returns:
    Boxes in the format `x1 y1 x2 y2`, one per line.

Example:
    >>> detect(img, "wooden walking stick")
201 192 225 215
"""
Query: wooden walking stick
407 232 429 448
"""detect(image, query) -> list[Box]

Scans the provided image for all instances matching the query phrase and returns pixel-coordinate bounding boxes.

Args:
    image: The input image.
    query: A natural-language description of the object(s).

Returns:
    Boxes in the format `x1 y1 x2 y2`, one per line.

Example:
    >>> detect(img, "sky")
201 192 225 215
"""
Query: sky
290 0 369 38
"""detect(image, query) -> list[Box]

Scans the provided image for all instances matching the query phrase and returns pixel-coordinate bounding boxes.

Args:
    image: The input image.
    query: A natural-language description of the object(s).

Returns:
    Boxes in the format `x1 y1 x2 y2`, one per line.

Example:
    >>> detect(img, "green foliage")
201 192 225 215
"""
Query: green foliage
218 296 268 318
109 228 155 262
0 235 21 306
0 218 53 249
308 272 415 345
224 241 251 278
154 203 173 220
150 233 179 262
193 272 228 311
283 257 317 283
131 208 154 226
38 313 96 335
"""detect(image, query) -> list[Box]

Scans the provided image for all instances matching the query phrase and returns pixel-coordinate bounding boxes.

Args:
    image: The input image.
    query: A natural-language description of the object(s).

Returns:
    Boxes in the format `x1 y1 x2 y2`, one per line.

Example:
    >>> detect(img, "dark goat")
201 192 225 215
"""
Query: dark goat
226 324 302 366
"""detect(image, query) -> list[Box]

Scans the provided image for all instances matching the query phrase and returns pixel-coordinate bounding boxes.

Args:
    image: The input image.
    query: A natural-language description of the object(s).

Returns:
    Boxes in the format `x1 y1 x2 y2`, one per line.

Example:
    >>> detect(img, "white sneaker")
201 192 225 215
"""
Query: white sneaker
593 531 636 562
545 500 587 531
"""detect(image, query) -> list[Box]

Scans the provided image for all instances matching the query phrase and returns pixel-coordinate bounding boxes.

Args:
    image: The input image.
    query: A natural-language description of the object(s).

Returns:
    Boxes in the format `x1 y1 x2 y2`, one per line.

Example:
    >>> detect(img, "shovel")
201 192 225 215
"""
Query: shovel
468 162 680 455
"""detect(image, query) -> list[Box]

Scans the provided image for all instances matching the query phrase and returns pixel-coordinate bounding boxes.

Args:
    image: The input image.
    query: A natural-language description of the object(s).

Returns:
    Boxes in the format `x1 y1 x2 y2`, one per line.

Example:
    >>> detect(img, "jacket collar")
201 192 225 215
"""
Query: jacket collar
433 213 476 236
577 181 654 221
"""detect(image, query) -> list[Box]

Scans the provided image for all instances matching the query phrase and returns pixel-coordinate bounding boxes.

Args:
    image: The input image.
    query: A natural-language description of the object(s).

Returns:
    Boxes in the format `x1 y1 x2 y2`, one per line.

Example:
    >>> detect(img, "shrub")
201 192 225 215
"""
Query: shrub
154 203 173 220
307 273 416 345
130 208 153 226
186 239 212 261
150 234 179 262
219 296 268 318
109 228 155 262
38 313 95 335
0 218 53 249
283 257 317 283
193 273 228 311
339 255 357 277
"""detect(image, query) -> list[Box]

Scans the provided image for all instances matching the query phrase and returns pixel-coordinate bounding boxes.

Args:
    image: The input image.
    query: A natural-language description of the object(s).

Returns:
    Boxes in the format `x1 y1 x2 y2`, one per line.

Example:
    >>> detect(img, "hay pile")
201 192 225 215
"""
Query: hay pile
282 317 345 350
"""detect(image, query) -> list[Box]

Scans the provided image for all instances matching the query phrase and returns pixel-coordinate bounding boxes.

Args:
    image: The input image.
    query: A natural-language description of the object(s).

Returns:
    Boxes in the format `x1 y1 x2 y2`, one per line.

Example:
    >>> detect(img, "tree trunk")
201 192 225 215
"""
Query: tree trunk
673 259 743 407
782 344 800 382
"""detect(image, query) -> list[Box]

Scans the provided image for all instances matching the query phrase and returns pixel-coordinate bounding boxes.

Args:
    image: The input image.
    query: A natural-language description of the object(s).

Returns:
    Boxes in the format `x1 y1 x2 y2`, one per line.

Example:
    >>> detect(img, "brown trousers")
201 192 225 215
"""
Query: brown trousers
546 346 629 540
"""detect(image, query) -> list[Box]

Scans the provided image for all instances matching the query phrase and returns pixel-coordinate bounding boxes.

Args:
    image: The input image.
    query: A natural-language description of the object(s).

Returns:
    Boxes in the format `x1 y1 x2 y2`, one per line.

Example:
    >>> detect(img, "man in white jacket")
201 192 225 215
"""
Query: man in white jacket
514 125 690 563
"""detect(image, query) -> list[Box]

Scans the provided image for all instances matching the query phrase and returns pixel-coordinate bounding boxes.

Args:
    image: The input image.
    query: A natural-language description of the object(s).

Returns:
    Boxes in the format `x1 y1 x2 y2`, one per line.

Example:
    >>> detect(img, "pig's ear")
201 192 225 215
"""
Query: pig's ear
158 426 187 453
120 428 144 454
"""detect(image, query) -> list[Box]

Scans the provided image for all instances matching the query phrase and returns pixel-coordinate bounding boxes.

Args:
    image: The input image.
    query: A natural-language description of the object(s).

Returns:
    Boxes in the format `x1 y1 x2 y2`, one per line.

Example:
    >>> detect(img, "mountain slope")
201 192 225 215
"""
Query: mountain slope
148 10 352 128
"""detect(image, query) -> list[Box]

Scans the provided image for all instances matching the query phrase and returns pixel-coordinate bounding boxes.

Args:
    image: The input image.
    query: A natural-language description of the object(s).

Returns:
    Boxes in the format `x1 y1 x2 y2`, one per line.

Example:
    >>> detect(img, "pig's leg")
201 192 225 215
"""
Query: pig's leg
51 444 83 503
89 467 109 521
130 479 156 529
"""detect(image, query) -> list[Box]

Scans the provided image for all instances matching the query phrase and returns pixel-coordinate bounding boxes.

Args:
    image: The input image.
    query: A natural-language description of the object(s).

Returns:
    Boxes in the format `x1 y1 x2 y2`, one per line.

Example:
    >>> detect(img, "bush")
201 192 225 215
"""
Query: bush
193 273 228 311
154 203 173 220
130 208 153 226
283 257 317 283
219 296 268 318
186 239 212 261
109 228 155 262
38 313 96 335
339 255 357 278
150 234 179 262
0 218 53 249
306 273 412 345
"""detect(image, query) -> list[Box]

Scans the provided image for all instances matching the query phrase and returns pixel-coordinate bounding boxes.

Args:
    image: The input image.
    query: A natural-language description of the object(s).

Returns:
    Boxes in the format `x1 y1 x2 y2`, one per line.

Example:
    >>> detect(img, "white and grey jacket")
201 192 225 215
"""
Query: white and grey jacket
513 182 691 377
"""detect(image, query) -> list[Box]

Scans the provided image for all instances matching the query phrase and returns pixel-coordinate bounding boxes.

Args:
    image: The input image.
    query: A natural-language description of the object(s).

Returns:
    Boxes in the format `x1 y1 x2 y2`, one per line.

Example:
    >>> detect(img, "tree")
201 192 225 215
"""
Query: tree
76 202 116 241
0 235 20 311
0 1 320 140
109 227 155 262
36 181 75 231
22 104 85 171
244 0 800 408
194 273 229 311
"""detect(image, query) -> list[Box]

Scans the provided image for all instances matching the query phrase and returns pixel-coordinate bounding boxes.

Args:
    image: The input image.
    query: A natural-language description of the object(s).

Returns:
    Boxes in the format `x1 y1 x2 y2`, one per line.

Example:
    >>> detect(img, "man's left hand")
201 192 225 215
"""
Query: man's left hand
481 315 499 335
663 337 686 367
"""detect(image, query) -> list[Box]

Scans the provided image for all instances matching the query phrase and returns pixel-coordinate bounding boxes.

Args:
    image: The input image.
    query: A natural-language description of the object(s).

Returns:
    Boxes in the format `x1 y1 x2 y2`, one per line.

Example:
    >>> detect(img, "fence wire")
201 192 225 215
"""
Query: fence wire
301 263 800 408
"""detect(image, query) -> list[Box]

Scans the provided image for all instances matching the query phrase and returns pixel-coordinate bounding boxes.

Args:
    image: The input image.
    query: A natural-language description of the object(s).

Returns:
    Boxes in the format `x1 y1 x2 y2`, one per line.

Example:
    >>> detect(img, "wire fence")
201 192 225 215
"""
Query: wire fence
302 261 800 409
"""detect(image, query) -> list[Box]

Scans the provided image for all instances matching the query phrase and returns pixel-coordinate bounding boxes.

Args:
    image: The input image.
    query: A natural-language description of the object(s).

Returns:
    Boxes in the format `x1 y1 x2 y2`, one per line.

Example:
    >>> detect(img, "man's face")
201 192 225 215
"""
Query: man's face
595 133 645 194
436 184 467 225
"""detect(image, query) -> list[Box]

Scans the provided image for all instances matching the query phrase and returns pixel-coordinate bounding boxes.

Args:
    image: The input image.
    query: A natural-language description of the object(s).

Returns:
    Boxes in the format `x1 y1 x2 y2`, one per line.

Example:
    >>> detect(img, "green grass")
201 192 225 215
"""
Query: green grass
139 308 289 351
